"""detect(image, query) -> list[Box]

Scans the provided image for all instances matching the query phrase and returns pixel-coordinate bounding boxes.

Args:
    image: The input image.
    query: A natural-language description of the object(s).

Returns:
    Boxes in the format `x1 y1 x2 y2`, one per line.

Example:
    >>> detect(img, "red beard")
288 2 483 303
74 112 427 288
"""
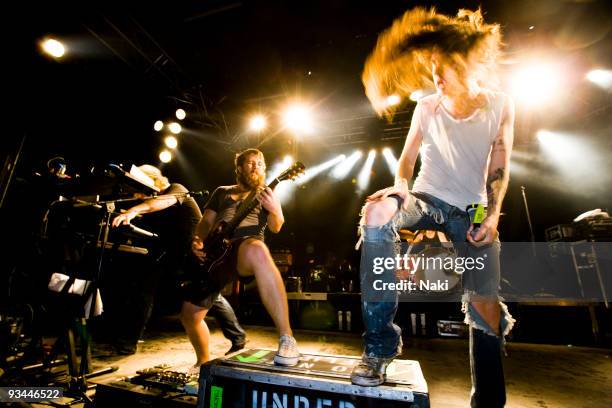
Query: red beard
237 170 265 190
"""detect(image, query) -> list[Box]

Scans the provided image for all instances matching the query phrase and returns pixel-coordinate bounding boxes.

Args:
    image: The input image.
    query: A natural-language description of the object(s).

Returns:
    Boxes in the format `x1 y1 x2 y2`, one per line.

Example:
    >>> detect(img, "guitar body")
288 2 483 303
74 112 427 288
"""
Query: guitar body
199 221 233 276
180 162 305 297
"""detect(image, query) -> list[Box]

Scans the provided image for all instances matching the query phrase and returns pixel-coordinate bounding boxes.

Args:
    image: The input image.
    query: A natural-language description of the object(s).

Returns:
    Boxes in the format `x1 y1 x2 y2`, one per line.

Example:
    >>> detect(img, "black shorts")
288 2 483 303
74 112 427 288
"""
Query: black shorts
182 236 258 309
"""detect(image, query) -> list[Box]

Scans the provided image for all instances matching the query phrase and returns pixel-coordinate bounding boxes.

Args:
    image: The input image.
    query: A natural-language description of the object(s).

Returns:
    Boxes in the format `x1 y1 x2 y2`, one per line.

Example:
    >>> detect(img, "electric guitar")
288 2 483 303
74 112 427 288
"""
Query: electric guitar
183 162 305 290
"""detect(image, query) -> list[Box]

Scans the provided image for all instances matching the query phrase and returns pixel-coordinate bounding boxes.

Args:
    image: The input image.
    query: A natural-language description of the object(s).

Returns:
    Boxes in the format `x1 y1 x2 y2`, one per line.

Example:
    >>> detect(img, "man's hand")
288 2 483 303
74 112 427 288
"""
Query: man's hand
467 215 499 247
366 179 410 209
111 211 138 227
191 236 206 262
258 187 282 215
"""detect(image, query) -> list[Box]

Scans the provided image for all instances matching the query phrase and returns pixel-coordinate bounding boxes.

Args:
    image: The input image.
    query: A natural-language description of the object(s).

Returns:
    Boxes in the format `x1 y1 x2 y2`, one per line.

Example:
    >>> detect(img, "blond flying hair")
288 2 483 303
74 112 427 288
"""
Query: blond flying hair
363 7 502 119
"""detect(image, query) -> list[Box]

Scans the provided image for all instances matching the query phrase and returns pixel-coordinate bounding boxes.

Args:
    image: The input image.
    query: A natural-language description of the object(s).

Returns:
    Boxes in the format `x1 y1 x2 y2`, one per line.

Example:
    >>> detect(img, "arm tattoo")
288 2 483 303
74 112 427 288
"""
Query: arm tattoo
491 135 506 154
486 167 505 211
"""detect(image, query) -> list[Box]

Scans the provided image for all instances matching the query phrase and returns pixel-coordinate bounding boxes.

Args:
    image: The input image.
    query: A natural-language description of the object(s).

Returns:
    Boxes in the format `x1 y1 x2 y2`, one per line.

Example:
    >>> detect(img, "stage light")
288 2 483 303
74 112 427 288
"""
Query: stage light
159 150 172 163
168 122 182 134
265 156 297 203
536 128 601 189
154 120 164 131
536 130 554 143
297 154 346 185
586 69 612 89
249 114 267 132
409 90 424 102
164 136 178 149
537 130 577 161
283 104 314 134
386 94 401 107
41 38 65 58
266 155 294 183
357 150 376 191
382 148 399 175
332 151 363 179
511 63 563 107
176 109 186 120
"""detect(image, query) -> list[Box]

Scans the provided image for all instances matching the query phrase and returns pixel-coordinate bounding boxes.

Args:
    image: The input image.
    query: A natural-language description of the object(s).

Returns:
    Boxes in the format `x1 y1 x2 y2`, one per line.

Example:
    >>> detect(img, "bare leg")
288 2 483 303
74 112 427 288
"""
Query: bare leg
471 300 501 335
180 301 210 365
237 239 292 337
362 197 399 226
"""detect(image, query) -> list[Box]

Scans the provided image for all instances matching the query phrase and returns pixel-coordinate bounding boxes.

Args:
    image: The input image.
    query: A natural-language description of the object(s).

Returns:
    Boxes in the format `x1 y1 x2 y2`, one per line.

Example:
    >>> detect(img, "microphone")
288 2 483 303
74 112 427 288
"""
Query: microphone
188 190 210 198
124 223 159 238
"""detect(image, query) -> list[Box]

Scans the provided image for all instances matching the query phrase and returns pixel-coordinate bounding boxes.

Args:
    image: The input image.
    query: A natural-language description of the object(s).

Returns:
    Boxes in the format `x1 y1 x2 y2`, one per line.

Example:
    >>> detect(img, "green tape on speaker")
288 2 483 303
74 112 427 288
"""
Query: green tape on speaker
210 385 223 408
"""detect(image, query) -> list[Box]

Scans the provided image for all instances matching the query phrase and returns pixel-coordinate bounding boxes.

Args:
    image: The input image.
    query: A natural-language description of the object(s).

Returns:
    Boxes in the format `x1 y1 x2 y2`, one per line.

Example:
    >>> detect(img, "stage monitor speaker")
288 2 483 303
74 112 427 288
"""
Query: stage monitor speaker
198 349 429 408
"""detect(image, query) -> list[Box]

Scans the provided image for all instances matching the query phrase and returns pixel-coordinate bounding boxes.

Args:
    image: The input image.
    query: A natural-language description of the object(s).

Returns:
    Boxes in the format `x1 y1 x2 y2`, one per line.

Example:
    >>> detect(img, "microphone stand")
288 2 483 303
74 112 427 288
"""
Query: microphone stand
521 185 537 257
94 190 209 206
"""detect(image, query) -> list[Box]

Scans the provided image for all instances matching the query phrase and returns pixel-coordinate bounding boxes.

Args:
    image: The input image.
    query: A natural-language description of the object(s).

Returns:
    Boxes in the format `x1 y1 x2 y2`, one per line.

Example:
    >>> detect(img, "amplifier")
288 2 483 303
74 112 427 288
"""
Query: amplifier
197 349 429 408
545 224 576 242
546 219 612 242
436 319 468 338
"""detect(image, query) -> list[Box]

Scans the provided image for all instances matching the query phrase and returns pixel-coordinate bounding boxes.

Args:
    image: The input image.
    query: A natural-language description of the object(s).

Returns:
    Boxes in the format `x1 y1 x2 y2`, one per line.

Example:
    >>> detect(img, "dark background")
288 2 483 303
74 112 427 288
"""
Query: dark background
3 0 611 274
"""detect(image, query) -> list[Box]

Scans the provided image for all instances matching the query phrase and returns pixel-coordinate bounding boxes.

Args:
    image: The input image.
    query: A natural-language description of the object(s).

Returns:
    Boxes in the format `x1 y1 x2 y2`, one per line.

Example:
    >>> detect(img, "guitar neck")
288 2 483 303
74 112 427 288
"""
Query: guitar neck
224 178 281 234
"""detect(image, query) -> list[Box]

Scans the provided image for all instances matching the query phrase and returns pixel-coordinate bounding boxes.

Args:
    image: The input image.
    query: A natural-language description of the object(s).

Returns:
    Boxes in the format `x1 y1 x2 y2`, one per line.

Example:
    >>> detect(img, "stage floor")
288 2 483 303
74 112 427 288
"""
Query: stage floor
84 315 611 408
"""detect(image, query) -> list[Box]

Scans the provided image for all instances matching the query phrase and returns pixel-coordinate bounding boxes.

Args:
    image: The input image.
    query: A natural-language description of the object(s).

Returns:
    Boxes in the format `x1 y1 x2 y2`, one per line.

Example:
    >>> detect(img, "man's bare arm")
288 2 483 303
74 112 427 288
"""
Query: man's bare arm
111 195 178 227
195 209 218 241
486 95 515 219
395 104 423 188
368 103 422 203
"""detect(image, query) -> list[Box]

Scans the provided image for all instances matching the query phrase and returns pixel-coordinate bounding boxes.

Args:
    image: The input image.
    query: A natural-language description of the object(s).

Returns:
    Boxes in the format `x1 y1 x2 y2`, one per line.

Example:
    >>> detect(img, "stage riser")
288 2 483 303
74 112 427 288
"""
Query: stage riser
198 349 429 408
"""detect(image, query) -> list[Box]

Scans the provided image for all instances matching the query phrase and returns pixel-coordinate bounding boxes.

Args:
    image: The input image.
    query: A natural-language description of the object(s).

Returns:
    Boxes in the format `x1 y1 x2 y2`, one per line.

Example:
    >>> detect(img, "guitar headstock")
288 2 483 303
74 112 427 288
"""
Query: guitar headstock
277 162 306 182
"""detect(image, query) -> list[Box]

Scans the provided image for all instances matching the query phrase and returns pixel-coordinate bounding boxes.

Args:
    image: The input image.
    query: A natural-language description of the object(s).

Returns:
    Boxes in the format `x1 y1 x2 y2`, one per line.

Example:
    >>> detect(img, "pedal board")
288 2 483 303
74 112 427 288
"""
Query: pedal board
93 364 199 408
131 364 199 395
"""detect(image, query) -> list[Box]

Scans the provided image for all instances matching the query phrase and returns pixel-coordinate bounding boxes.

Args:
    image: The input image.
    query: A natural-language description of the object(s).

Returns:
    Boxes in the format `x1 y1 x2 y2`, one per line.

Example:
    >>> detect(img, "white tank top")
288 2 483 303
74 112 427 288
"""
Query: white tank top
411 91 506 210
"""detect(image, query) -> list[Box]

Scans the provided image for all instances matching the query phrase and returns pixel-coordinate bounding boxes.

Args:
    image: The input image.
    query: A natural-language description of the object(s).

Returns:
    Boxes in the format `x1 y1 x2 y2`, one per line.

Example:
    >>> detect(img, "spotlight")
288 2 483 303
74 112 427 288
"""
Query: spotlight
265 156 297 202
283 104 314 134
386 94 401 107
586 69 612 89
266 155 294 183
297 154 346 185
154 120 164 131
536 130 554 143
249 114 267 132
283 155 293 166
536 129 598 183
357 150 376 191
41 38 65 58
168 122 182 134
511 63 563 107
332 151 363 179
176 109 186 120
537 130 576 161
382 148 399 175
164 136 178 149
159 150 172 163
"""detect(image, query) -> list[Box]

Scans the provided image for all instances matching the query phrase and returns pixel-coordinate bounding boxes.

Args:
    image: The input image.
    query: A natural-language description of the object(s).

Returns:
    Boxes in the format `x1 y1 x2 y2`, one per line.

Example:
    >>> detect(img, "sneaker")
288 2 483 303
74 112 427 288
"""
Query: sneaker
273 335 300 366
350 355 394 387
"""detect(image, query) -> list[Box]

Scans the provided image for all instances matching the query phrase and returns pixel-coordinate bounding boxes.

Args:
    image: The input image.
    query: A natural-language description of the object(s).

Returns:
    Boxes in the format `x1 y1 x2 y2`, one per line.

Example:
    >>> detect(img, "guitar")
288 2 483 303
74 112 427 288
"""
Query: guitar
182 162 305 290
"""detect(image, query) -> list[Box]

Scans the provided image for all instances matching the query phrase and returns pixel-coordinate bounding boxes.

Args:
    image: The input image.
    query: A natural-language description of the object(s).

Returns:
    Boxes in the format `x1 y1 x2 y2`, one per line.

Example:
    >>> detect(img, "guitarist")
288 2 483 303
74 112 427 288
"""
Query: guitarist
181 148 300 368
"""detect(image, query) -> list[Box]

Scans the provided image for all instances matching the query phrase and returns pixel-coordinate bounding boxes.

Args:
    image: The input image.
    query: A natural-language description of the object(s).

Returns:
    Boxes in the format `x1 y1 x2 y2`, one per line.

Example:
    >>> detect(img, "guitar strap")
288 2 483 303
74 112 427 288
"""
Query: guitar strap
233 188 260 219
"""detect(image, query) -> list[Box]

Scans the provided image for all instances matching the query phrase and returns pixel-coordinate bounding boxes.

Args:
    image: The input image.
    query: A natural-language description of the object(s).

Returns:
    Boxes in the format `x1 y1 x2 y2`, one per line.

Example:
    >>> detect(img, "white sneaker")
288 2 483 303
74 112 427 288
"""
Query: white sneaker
273 335 300 366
